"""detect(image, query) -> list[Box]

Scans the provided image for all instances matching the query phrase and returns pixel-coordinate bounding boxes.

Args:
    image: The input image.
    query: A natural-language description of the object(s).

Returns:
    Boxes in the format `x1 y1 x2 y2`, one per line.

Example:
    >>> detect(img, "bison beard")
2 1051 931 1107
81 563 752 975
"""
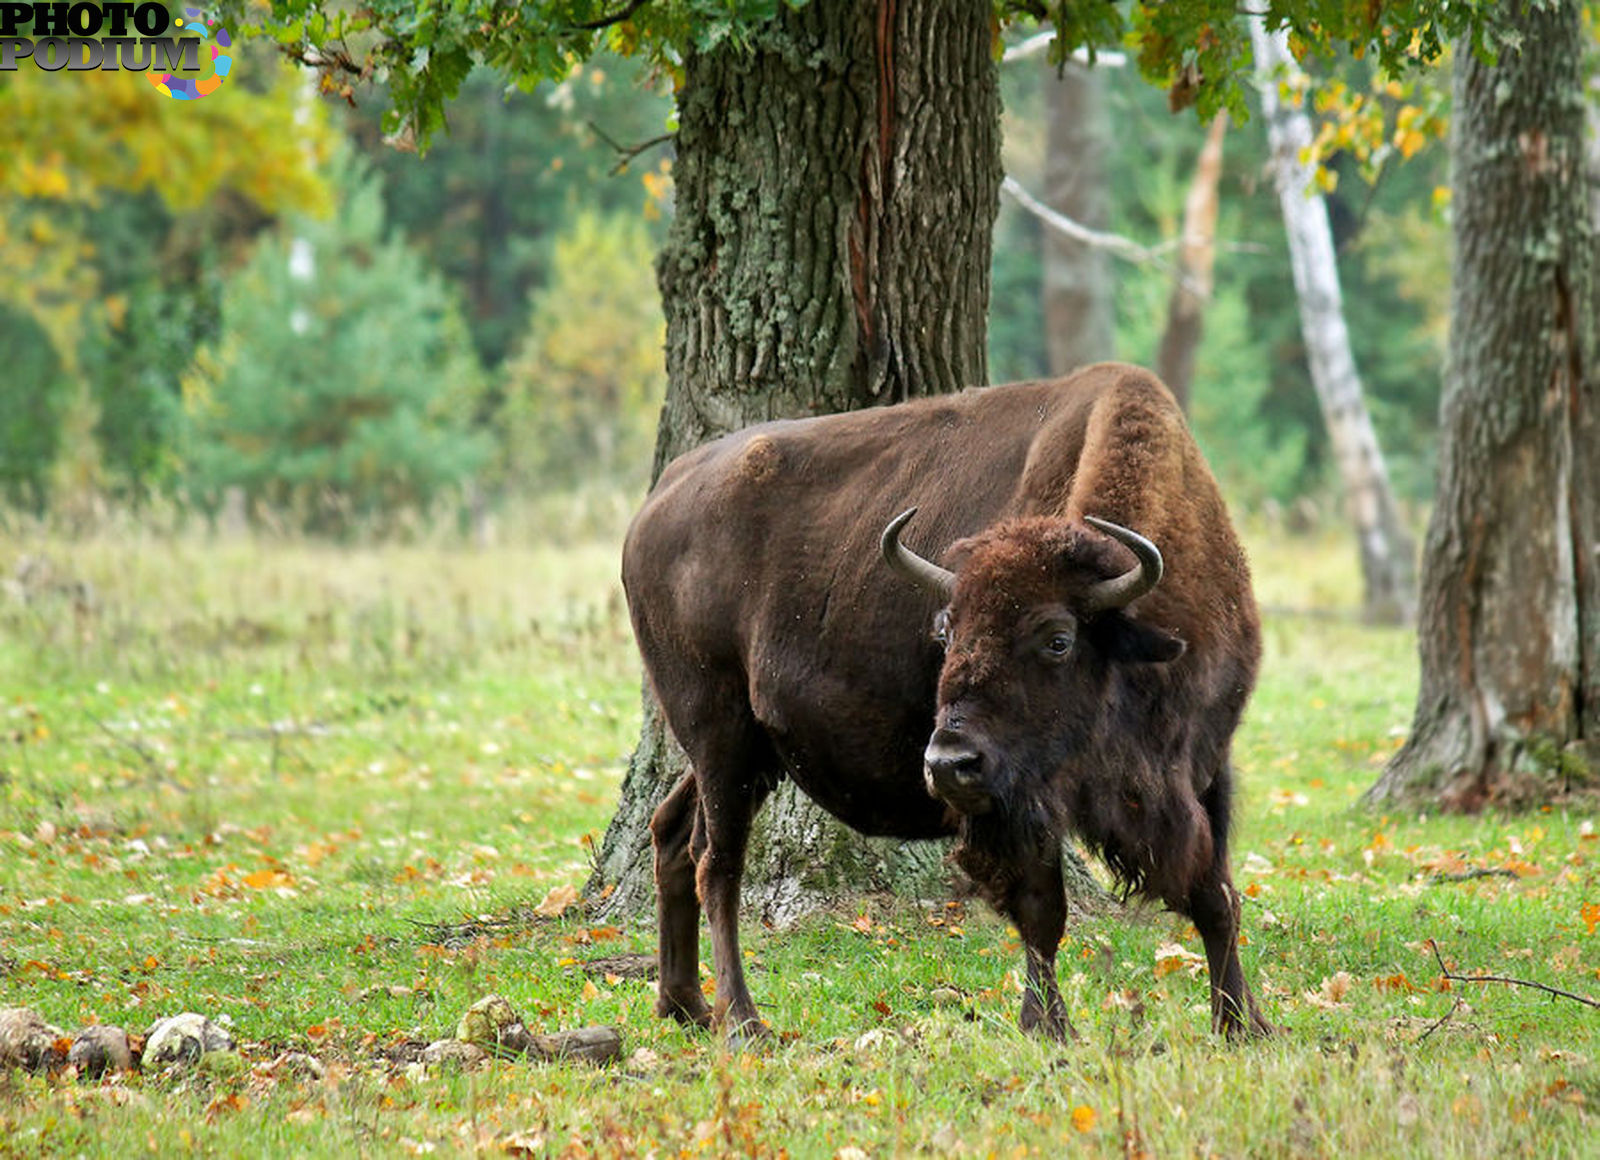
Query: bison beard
622 363 1272 1041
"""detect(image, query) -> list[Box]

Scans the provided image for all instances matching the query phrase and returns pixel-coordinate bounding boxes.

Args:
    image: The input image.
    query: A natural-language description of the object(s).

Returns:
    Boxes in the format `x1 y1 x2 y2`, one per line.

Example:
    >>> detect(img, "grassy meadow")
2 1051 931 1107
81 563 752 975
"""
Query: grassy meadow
0 517 1596 1157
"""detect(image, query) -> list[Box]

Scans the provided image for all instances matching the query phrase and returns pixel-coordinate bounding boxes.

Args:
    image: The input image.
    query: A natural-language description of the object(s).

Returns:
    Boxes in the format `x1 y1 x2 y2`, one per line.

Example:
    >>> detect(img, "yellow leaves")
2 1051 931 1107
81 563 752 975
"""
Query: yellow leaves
1581 903 1600 935
15 157 73 200
241 868 293 891
0 63 332 215
1302 69 1445 185
1071 1104 1098 1133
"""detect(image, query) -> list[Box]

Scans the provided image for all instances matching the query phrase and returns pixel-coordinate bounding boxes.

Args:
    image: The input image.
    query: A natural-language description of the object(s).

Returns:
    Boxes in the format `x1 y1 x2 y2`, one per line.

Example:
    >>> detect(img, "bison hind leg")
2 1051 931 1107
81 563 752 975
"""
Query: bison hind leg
1171 777 1273 1041
650 773 712 1027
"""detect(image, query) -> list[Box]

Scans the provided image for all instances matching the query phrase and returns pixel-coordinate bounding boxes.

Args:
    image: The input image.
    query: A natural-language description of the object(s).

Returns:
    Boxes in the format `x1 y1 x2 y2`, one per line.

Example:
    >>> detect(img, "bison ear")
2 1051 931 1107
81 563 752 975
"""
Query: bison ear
1092 613 1186 664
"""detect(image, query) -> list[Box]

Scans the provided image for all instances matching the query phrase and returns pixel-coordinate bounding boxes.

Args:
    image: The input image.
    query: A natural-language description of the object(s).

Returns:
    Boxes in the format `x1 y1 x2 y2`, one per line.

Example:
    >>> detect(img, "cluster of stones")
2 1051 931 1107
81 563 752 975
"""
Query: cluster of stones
0 997 622 1078
0 1006 235 1077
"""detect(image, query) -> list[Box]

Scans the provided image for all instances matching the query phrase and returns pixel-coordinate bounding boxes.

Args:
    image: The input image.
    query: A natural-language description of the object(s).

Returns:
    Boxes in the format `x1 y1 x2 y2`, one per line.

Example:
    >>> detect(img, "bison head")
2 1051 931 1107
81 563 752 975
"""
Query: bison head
881 509 1185 818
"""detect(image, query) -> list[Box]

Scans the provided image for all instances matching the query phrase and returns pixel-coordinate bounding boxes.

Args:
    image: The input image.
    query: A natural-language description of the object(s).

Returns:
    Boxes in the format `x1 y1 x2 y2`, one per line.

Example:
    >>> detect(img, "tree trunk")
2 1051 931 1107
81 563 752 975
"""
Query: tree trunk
1154 112 1227 413
1041 59 1113 374
1250 18 1417 626
588 1 1105 924
1370 0 1597 809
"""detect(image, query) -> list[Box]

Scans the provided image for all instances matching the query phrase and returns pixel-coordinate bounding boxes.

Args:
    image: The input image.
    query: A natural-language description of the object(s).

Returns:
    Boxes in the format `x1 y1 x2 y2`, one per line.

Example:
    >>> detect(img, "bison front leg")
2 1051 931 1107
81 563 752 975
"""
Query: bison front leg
1186 870 1272 1040
650 774 712 1027
1002 848 1074 1042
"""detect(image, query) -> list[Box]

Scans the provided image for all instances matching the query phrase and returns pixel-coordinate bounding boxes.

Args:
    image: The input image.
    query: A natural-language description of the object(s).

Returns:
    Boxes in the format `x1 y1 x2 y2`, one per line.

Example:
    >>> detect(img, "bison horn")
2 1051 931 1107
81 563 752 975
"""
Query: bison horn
880 508 956 601
1081 516 1164 612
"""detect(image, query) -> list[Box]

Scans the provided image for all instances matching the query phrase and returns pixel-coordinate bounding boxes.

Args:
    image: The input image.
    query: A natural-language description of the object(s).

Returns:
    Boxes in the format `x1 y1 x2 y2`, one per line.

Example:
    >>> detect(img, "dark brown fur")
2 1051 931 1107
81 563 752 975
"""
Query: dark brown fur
623 363 1271 1041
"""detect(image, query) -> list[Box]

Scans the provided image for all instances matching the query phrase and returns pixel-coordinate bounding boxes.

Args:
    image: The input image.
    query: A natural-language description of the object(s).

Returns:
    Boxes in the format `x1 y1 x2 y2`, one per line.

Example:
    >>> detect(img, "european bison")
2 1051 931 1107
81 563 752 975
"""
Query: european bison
622 363 1271 1041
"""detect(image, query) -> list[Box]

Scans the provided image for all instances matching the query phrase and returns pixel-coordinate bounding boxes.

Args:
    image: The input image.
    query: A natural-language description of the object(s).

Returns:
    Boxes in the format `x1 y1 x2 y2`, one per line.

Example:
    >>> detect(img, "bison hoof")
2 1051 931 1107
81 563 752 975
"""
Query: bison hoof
1214 1002 1274 1042
721 1016 772 1051
1019 995 1075 1043
657 990 713 1029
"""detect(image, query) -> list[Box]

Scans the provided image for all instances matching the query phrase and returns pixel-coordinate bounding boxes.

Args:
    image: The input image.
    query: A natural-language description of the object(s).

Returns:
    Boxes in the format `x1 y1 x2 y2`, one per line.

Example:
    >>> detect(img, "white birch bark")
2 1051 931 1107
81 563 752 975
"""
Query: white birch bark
1249 16 1417 624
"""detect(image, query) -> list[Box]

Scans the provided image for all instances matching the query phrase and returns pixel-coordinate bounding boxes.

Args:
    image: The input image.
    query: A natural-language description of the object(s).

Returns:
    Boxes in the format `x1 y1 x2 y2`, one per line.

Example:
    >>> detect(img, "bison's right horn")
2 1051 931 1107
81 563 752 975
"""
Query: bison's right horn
881 508 956 601
1081 516 1164 612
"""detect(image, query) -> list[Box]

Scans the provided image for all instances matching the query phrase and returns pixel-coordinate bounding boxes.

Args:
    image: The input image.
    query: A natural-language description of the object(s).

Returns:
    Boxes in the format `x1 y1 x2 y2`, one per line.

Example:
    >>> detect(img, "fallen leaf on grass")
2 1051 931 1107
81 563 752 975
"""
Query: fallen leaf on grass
242 868 293 890
501 1131 546 1156
1304 971 1354 1009
1071 1105 1097 1133
1154 942 1206 979
534 884 578 918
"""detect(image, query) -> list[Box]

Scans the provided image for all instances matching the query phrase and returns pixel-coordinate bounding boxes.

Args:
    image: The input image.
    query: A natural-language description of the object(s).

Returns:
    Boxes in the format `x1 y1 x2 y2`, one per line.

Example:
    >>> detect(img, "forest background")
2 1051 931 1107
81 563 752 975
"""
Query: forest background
0 28 1451 537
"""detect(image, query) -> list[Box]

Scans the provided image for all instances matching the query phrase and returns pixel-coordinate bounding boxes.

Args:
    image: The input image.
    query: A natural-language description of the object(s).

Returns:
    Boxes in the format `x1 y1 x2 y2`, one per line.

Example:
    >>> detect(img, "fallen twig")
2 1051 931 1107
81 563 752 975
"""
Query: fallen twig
1430 868 1517 884
1428 939 1600 1010
1415 996 1463 1043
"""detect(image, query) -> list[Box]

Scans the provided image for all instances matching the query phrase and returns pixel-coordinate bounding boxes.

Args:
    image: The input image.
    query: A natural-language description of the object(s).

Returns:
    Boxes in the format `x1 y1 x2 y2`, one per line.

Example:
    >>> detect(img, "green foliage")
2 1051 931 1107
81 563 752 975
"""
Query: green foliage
183 159 490 532
251 0 1497 152
500 209 667 492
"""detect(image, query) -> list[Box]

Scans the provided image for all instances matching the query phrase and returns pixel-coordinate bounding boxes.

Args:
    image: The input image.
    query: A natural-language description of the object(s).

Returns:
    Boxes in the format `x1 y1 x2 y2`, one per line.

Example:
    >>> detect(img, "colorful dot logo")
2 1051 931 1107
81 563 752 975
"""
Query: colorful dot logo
147 8 232 100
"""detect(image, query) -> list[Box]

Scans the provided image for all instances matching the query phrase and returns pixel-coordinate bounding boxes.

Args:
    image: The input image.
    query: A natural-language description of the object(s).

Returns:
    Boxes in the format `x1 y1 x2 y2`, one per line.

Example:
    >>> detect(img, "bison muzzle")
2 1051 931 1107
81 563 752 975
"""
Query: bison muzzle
622 363 1273 1042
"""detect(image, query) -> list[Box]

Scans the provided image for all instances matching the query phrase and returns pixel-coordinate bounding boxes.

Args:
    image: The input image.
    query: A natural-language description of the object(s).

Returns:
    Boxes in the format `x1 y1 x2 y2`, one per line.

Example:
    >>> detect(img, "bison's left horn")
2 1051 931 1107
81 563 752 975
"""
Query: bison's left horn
881 508 956 601
1081 516 1164 612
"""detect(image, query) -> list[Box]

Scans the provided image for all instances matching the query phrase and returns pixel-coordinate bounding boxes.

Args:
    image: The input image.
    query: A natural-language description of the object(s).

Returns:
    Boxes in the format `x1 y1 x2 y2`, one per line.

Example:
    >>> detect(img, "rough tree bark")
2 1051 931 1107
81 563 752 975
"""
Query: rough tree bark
1154 112 1227 413
1370 0 1597 809
1041 59 1113 373
1250 17 1417 626
587 1 1100 924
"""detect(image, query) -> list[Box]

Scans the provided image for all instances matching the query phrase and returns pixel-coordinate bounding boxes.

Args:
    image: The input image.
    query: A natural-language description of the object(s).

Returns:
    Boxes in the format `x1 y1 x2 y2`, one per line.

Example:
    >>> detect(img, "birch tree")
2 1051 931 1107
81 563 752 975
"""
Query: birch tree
1249 16 1417 625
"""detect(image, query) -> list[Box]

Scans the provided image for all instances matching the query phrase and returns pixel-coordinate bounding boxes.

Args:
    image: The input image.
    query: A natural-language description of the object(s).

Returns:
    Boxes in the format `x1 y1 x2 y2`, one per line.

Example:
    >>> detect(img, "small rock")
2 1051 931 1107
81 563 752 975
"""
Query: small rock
0 1007 68 1072
142 1013 235 1069
420 1039 489 1069
68 1025 133 1077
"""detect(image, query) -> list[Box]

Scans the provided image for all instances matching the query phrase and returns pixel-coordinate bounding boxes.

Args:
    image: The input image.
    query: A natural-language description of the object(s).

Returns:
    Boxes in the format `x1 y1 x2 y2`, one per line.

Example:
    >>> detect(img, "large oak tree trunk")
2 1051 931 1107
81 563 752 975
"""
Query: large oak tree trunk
1250 18 1417 626
588 1 1110 924
1370 0 1597 809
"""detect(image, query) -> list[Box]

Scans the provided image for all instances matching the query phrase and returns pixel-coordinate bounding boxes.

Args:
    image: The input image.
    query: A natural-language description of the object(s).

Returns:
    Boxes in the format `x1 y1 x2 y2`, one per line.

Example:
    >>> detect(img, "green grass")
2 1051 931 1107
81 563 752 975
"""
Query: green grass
1 523 1596 1157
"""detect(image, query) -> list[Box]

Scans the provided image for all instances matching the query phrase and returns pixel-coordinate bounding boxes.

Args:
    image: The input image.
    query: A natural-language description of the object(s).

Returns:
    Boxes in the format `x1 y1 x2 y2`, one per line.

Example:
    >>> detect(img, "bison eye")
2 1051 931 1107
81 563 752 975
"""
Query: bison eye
1042 631 1074 659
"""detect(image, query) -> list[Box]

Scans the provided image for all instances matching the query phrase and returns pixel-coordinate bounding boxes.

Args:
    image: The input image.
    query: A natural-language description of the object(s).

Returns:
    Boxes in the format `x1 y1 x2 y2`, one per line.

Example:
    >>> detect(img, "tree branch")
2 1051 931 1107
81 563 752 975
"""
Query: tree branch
568 0 650 32
1428 939 1600 1010
587 122 674 175
1002 32 1126 66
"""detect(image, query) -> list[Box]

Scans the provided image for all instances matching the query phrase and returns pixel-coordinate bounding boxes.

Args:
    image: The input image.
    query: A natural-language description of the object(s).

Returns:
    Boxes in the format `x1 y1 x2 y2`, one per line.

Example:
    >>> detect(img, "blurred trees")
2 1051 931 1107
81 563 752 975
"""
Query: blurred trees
500 209 665 493
345 61 672 368
182 158 490 532
0 53 333 510
0 3 1486 548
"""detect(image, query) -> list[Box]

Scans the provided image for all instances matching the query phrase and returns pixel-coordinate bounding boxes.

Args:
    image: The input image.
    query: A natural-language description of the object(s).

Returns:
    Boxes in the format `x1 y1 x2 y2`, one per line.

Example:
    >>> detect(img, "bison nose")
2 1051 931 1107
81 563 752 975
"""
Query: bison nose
923 732 992 815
